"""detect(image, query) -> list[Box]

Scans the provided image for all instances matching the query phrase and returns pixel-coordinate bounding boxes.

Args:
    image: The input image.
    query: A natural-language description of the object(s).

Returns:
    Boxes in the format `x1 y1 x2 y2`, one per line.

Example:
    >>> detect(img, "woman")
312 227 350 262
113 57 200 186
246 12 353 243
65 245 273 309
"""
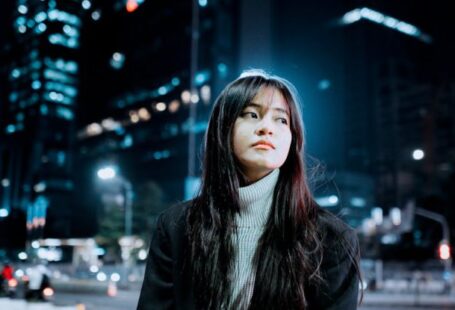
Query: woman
137 70 362 309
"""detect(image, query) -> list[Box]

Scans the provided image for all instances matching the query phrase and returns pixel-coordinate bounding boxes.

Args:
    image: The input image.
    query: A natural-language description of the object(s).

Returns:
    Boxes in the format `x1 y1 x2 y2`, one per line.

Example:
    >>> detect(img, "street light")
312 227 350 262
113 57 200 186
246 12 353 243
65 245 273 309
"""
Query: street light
97 165 134 287
412 148 425 160
97 166 116 180
96 165 133 236
414 207 452 292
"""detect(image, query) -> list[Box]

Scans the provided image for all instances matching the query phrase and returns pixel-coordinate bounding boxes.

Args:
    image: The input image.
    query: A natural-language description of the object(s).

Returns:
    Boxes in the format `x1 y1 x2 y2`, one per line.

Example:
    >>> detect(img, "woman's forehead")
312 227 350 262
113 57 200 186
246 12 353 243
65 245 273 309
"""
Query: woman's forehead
248 86 289 112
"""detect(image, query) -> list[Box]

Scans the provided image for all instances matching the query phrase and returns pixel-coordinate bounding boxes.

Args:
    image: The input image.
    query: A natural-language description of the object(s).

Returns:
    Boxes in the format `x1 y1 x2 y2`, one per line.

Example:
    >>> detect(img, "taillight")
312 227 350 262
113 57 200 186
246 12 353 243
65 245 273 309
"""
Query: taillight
43 287 54 297
8 278 18 288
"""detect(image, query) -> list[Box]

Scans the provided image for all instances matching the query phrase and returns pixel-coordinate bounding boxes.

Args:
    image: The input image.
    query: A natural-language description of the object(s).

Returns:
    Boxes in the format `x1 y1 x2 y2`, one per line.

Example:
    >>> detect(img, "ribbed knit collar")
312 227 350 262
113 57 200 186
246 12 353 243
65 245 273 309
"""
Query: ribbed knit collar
236 169 280 228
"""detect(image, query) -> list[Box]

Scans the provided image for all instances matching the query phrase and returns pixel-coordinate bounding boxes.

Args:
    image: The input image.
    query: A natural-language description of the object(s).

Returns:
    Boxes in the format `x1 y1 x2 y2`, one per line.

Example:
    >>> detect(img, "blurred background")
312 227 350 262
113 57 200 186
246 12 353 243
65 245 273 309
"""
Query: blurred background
0 0 454 309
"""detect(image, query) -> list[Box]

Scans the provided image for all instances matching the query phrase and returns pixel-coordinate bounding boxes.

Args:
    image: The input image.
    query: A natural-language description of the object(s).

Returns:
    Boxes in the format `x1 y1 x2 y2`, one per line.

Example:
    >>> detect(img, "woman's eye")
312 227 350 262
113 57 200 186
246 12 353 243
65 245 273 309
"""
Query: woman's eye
278 118 288 125
242 112 258 119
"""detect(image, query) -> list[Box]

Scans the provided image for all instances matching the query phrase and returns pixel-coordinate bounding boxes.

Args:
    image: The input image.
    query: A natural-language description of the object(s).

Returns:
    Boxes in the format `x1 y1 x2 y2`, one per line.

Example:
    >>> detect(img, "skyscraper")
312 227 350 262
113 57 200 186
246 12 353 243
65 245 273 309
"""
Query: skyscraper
0 0 85 241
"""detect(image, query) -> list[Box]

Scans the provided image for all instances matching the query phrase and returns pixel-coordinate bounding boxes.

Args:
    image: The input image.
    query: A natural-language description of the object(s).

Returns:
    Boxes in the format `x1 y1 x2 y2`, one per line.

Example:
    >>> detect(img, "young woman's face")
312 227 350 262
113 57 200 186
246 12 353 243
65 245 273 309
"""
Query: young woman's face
232 86 292 183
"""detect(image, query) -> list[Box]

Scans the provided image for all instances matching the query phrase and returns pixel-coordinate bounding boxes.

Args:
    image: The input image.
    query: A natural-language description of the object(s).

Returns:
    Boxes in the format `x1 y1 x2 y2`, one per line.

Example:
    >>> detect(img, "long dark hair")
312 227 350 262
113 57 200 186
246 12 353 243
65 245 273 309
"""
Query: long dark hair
187 70 357 309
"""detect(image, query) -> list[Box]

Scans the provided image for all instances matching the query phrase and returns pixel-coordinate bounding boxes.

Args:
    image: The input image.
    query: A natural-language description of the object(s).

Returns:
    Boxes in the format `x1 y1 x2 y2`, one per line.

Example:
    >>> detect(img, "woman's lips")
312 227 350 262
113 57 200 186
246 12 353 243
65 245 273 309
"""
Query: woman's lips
252 140 275 149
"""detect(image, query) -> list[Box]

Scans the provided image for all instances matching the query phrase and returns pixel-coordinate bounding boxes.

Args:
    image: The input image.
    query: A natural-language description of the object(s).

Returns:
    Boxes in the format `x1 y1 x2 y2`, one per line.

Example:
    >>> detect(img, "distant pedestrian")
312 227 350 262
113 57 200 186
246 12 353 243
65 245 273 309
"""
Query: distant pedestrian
1 262 13 281
26 261 51 300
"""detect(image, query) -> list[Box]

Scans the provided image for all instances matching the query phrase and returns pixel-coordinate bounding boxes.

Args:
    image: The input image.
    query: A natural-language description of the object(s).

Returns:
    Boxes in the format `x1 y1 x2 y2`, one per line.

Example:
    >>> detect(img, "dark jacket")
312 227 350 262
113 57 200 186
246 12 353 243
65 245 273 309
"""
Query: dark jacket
137 202 360 310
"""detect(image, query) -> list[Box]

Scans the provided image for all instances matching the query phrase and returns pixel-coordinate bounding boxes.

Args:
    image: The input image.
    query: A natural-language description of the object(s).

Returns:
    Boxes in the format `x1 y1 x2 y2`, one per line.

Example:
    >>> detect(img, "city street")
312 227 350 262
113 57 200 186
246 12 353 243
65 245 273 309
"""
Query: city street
358 306 455 310
4 289 455 309
52 283 141 310
51 288 455 310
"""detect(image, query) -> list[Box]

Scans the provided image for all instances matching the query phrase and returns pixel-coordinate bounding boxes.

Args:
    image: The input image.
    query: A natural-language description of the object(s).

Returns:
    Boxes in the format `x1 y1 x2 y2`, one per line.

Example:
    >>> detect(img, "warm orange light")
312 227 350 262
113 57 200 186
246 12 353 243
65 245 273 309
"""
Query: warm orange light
107 282 117 297
126 0 138 13
439 243 451 260
43 287 54 297
8 278 18 287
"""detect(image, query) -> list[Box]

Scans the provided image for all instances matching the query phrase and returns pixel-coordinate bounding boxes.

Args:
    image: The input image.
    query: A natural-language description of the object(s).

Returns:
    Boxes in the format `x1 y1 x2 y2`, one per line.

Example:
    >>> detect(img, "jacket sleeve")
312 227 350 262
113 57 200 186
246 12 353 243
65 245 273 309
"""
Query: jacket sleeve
137 213 175 310
309 227 360 310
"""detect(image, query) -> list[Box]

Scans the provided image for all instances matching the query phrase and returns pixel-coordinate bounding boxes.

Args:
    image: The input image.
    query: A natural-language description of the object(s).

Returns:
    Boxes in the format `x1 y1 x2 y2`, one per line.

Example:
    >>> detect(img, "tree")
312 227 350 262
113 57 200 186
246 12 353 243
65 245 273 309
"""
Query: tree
132 181 166 243
95 180 166 262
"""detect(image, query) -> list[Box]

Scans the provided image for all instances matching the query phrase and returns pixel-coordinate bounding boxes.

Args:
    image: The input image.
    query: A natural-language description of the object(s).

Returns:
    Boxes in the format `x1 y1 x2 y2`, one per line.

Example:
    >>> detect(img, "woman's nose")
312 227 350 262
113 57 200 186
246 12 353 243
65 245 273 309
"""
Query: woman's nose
255 119 273 136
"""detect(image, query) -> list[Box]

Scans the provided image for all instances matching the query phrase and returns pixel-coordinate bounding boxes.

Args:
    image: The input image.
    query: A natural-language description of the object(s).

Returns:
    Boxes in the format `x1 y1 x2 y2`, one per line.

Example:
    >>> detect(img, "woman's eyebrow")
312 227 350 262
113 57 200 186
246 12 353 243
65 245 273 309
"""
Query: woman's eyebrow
246 102 289 116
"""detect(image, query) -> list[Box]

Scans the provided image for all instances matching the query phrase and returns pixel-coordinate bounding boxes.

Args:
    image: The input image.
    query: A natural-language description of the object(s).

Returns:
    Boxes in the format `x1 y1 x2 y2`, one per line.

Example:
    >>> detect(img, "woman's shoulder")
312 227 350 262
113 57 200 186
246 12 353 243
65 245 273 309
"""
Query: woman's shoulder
157 200 193 231
315 208 359 264
316 208 356 239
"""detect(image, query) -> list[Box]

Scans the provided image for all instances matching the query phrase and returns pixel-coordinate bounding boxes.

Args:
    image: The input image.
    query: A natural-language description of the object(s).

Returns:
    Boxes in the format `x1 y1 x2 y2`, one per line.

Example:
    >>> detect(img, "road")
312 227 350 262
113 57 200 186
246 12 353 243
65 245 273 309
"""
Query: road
53 288 140 310
51 290 455 310
360 307 455 310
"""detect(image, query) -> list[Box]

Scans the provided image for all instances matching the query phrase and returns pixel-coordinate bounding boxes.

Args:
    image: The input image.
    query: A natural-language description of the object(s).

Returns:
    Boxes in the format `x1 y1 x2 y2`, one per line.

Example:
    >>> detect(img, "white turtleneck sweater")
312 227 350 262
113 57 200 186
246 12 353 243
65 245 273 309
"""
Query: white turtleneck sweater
231 168 280 306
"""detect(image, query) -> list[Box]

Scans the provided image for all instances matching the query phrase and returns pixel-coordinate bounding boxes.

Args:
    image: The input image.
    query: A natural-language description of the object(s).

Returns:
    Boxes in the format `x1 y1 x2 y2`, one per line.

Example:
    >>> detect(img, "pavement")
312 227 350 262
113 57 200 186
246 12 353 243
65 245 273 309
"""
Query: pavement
0 298 81 310
361 291 455 308
3 291 455 309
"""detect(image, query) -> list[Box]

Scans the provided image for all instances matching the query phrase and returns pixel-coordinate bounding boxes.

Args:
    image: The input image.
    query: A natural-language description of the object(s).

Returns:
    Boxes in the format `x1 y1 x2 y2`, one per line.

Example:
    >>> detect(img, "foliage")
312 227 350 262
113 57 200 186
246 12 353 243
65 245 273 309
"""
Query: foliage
95 180 166 261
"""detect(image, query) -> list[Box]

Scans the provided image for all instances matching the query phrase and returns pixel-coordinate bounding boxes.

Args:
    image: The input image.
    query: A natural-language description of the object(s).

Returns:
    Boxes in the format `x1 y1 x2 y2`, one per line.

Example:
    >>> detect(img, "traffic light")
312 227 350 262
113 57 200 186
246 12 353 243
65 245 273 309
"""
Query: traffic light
438 240 451 260
126 0 139 13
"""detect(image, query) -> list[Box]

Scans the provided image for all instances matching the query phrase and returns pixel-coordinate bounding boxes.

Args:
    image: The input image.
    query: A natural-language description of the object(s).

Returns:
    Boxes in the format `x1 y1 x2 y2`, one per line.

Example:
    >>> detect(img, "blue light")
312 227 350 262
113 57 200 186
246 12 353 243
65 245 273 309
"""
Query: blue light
315 195 339 207
217 63 228 77
0 209 9 217
49 34 79 48
443 271 452 281
383 16 398 28
30 49 38 59
6 125 16 134
31 61 41 70
9 92 18 102
350 197 366 207
44 69 74 84
67 38 79 48
115 127 125 135
49 34 61 44
359 7 384 24
341 9 361 24
82 0 91 10
110 52 125 70
65 61 78 73
34 196 49 210
57 151 66 165
40 105 49 115
45 82 77 97
158 86 167 95
318 79 331 90
35 12 47 23
63 25 79 37
396 22 419 36
47 9 81 27
198 0 207 7
121 135 133 148
97 166 117 180
11 69 21 79
56 107 74 120
18 25 27 34
27 19 35 28
36 23 47 33
15 16 26 26
171 77 180 86
340 7 431 44
152 150 171 160
195 70 210 86
195 74 205 85
18 5 28 14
